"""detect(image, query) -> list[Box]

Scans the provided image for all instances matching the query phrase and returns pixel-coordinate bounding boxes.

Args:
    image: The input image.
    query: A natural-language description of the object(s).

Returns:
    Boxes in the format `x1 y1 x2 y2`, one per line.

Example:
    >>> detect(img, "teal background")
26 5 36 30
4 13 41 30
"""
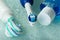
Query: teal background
0 0 60 40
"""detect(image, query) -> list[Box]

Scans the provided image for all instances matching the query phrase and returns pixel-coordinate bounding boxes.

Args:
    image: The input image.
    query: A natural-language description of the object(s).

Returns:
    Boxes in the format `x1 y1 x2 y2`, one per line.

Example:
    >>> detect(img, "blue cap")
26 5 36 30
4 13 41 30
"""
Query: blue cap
53 5 59 14
20 0 33 7
40 3 46 10
53 6 60 16
28 14 37 22
40 0 55 10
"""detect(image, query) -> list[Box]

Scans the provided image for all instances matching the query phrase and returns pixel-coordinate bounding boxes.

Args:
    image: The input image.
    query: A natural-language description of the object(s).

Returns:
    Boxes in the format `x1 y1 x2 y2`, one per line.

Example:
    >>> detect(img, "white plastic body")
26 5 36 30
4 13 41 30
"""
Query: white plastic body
38 6 55 26
0 0 12 22
25 3 36 26
25 3 32 16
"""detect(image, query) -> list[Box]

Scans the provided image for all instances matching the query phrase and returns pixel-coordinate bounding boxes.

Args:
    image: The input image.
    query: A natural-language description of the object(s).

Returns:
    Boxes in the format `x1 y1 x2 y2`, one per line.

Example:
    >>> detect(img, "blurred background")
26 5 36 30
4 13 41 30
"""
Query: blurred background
0 0 60 40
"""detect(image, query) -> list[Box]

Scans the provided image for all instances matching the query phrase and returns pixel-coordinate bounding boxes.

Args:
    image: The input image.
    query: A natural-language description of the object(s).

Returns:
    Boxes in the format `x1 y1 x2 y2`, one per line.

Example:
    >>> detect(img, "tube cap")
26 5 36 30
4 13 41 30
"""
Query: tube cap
38 6 55 25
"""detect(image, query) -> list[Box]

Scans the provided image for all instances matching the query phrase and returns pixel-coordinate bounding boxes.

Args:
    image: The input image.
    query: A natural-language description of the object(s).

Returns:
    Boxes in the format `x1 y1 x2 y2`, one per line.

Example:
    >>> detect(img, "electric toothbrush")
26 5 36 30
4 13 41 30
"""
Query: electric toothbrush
20 0 37 26
0 0 22 37
38 0 59 26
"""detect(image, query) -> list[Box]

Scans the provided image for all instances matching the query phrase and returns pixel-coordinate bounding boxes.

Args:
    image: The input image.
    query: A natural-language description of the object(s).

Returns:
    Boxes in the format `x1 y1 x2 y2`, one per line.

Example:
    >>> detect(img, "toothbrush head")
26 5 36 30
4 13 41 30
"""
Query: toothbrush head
5 25 20 37
28 14 37 22
20 0 33 7
5 17 22 37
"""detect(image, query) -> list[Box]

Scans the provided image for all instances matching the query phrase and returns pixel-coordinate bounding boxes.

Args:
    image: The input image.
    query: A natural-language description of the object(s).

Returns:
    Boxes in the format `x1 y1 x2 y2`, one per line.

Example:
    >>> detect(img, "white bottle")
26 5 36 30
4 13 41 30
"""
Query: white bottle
37 0 60 26
38 6 55 25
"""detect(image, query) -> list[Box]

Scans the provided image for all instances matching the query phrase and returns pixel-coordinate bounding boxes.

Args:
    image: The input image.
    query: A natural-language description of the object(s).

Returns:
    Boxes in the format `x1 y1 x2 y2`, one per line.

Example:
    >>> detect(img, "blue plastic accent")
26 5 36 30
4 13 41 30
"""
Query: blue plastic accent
40 3 46 10
53 6 59 14
20 0 33 7
45 0 55 3
28 14 37 22
54 7 60 16
54 0 60 7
